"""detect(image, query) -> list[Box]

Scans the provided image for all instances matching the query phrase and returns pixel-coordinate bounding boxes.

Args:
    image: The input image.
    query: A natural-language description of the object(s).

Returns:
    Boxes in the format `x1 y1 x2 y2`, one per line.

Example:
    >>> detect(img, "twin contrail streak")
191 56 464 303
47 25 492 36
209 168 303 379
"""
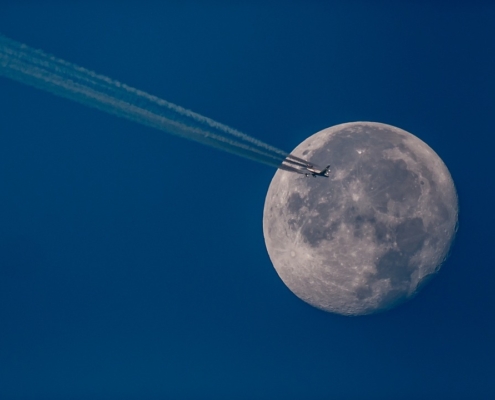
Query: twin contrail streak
0 34 309 170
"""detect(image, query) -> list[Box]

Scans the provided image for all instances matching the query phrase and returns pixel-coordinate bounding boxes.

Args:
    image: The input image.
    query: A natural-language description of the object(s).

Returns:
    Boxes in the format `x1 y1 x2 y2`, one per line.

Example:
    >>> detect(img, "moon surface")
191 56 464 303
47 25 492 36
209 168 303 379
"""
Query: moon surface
263 122 458 316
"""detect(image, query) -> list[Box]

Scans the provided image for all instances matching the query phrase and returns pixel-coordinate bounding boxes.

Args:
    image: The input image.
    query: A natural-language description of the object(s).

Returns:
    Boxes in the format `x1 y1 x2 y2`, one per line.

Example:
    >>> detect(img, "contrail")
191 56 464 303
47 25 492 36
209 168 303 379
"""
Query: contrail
0 34 306 169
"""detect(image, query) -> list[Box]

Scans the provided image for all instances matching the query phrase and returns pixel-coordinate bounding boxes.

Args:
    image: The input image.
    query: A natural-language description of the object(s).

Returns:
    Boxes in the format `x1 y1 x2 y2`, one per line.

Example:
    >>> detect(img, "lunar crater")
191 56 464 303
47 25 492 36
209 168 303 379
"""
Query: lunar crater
263 122 458 315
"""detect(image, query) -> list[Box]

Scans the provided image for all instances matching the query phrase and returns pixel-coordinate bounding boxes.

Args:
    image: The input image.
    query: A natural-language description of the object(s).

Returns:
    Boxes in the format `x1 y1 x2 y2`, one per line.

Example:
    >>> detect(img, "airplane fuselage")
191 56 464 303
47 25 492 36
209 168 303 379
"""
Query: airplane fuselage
305 165 331 178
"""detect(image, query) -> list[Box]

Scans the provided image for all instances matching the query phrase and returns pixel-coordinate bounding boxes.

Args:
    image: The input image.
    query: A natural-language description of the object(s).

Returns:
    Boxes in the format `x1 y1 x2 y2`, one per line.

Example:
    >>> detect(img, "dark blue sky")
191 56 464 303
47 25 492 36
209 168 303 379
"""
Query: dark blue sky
1 2 494 399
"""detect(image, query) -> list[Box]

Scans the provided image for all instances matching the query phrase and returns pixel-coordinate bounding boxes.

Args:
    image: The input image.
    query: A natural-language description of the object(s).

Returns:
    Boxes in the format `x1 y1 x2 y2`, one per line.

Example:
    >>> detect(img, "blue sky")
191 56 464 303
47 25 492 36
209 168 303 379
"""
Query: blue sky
0 2 494 399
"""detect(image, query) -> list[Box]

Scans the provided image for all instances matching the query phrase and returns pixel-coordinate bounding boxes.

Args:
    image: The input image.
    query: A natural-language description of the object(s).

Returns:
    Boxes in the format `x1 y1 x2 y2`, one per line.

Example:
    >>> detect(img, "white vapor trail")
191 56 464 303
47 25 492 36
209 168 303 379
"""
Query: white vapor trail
0 34 295 168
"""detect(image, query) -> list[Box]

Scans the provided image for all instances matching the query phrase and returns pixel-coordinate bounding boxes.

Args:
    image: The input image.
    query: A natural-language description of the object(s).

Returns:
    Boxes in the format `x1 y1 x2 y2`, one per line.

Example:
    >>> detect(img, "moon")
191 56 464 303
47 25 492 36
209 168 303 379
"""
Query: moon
263 122 458 316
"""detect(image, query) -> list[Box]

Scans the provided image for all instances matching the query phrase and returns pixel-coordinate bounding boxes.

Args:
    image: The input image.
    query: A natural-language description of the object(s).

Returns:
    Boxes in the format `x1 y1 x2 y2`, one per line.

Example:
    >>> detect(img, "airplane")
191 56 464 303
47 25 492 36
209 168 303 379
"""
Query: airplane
279 154 331 178
305 164 331 178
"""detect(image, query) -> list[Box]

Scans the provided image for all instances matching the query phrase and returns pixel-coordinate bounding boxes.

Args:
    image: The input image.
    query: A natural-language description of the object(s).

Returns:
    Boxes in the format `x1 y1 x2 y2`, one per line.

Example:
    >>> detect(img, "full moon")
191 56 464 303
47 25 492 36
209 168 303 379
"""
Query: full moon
263 122 458 316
